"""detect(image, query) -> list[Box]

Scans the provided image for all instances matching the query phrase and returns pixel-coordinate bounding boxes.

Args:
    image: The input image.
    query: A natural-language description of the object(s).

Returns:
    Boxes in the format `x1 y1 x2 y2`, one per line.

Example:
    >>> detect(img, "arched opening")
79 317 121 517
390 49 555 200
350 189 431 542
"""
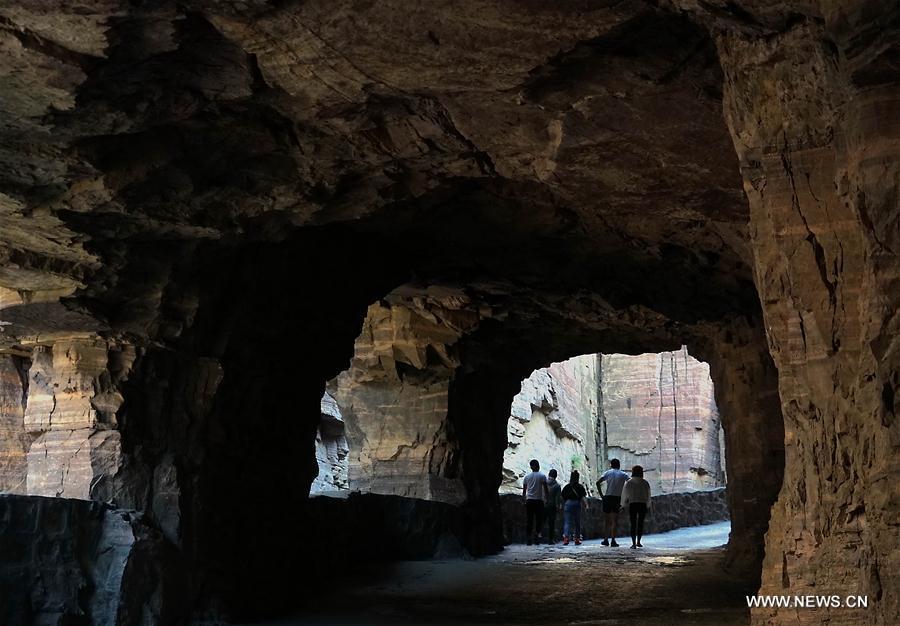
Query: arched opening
282 281 783 622
500 349 729 546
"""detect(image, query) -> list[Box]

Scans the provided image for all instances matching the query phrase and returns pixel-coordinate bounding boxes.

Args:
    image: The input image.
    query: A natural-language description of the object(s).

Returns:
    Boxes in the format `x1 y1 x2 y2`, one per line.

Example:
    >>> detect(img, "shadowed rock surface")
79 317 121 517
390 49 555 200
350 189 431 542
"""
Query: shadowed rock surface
0 494 185 625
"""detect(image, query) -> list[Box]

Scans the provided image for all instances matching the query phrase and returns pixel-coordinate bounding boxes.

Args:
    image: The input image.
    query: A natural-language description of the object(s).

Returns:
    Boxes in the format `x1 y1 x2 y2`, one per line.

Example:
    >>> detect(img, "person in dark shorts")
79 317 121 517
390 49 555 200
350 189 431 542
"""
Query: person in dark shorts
544 469 562 543
522 459 548 545
561 470 587 545
621 465 651 548
596 458 629 547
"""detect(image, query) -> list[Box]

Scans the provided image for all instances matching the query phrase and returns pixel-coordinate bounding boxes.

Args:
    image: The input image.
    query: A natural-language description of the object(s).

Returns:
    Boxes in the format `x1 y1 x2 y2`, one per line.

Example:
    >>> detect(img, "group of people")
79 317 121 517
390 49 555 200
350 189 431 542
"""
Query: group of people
521 458 651 549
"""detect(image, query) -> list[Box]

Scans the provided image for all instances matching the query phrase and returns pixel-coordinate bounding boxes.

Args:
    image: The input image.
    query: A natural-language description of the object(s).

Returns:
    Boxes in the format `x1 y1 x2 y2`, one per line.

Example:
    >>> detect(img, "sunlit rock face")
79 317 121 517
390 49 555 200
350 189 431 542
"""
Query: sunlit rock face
502 355 601 492
311 391 349 492
0 338 133 499
330 289 485 504
24 338 131 498
600 347 725 493
501 349 724 497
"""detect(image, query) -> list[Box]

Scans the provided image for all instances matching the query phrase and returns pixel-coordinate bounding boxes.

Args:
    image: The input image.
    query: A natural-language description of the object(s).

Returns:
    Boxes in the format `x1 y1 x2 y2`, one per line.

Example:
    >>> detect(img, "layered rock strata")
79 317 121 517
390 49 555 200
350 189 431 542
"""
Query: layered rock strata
711 8 900 623
0 356 28 492
502 354 602 494
600 347 725 493
0 338 133 500
24 338 131 499
330 289 486 504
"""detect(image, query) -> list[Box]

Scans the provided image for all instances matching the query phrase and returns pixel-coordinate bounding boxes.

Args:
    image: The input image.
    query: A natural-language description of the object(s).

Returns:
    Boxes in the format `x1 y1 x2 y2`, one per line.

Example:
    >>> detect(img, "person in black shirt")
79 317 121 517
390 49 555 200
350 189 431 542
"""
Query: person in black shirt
561 470 587 545
544 469 562 544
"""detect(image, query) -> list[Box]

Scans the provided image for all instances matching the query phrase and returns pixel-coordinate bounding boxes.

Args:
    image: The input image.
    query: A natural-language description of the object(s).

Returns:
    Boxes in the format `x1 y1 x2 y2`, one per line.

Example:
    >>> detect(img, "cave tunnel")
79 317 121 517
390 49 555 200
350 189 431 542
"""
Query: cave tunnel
0 1 897 625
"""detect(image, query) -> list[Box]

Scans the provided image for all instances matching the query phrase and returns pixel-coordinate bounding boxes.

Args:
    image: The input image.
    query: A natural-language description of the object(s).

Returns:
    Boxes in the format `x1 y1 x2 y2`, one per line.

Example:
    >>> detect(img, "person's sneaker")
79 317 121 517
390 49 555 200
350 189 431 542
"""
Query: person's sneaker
601 539 609 546
636 542 643 548
630 544 637 549
610 539 619 547
574 538 582 545
562 535 569 545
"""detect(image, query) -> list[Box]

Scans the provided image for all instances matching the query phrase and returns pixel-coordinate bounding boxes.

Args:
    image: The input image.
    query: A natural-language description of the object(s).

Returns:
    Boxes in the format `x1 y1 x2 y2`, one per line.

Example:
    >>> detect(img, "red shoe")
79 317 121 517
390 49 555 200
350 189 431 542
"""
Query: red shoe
575 538 582 545
562 535 569 545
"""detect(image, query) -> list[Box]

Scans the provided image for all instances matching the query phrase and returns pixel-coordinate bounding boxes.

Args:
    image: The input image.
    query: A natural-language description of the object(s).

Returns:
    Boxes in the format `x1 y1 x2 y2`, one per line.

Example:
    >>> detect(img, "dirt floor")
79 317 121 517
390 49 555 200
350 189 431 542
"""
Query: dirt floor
276 522 753 626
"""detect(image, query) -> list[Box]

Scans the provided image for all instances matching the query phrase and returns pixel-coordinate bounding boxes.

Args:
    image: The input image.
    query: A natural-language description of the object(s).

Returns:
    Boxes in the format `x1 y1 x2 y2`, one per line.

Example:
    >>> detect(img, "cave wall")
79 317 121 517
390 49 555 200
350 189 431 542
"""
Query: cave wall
96 235 401 620
311 391 349 492
712 6 900 623
331 291 485 504
0 494 184 625
501 354 601 493
0 355 28 492
696 322 785 585
600 346 725 493
24 338 131 499
0 338 133 500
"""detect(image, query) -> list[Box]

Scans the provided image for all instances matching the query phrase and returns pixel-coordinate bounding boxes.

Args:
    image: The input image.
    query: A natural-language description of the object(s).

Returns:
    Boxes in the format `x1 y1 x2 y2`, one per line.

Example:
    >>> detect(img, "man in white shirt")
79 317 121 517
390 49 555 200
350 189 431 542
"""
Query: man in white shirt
522 459 549 545
596 458 629 547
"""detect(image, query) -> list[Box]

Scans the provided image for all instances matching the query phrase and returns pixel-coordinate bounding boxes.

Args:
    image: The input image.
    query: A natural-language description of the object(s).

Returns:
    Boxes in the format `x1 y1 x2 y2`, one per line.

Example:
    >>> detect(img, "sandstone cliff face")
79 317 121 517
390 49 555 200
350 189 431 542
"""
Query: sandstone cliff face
311 391 349 492
600 347 725 493
0 356 28 492
331 290 484 504
711 7 900 623
502 355 601 493
24 338 130 499
0 338 132 500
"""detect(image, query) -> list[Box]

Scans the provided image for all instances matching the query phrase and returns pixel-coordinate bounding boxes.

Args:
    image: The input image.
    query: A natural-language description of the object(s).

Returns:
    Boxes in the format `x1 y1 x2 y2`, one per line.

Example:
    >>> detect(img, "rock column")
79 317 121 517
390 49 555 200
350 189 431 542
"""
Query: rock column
717 8 899 622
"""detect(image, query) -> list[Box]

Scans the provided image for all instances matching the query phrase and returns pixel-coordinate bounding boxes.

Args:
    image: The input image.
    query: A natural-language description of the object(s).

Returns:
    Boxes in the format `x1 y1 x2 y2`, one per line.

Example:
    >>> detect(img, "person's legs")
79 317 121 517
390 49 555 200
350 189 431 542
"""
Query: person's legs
526 500 537 544
545 506 556 543
603 496 620 546
536 502 545 541
563 501 576 544
573 506 582 544
629 504 639 547
636 503 647 546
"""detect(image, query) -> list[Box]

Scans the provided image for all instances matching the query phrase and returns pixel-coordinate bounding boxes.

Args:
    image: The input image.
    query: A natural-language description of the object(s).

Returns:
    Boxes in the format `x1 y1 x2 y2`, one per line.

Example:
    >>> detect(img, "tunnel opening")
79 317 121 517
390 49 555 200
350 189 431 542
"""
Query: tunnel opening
295 286 782 589
502 349 727 498
501 349 730 548
276 281 783 625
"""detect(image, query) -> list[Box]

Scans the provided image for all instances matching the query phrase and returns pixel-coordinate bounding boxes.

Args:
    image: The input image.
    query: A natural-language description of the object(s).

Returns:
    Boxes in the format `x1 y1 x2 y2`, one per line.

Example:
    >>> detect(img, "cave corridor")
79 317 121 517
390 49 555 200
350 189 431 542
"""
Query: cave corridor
0 1 897 625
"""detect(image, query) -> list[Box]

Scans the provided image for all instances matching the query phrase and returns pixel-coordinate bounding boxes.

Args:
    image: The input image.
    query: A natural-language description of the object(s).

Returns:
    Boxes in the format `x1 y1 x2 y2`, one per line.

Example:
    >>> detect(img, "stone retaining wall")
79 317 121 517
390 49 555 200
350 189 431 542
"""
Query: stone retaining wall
500 487 729 544
305 492 469 562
